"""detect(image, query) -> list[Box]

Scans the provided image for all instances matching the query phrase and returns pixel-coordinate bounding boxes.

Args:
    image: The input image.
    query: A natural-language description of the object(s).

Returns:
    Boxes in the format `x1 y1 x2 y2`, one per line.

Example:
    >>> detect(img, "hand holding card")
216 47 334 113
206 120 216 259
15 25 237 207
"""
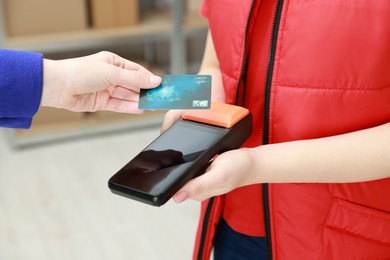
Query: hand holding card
139 74 212 110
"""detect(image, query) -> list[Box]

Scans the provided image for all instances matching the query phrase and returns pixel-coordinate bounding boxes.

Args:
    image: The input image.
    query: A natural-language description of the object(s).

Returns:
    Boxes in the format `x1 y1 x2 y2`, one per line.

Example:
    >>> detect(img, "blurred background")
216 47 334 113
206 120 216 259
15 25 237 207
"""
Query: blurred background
0 0 206 259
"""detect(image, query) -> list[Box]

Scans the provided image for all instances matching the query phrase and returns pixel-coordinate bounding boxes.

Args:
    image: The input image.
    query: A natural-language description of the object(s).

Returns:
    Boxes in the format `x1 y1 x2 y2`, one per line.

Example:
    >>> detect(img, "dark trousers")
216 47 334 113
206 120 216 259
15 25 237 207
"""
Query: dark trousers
213 218 268 260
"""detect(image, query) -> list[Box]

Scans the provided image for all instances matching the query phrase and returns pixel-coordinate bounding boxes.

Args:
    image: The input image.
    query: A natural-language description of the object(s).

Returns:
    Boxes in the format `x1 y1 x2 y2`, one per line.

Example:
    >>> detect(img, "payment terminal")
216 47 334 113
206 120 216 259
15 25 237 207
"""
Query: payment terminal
108 102 252 206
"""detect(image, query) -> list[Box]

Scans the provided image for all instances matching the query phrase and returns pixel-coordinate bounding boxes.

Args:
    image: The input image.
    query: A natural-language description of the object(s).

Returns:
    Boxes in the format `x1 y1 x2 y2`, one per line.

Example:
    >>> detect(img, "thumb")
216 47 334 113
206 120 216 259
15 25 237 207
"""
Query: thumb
173 183 194 203
173 169 218 203
117 69 162 89
160 110 184 134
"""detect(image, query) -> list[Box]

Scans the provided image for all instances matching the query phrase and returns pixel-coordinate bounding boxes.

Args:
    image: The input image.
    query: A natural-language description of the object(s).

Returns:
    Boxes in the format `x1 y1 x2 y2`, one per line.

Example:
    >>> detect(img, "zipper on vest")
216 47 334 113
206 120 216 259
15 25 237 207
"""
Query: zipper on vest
196 1 258 259
263 0 284 259
234 0 257 106
197 197 215 260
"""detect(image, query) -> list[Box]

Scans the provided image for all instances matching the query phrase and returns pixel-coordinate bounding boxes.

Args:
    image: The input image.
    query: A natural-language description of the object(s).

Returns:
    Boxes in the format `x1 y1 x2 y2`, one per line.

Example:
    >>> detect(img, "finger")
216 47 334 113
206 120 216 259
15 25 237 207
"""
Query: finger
160 110 184 134
117 69 162 89
121 60 153 74
104 98 145 114
110 86 139 102
113 84 148 95
173 168 229 203
110 53 153 74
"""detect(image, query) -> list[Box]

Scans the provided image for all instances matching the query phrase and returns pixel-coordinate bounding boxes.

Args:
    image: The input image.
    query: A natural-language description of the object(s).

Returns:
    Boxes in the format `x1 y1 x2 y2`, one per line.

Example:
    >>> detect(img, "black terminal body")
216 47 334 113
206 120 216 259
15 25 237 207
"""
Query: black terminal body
108 112 252 206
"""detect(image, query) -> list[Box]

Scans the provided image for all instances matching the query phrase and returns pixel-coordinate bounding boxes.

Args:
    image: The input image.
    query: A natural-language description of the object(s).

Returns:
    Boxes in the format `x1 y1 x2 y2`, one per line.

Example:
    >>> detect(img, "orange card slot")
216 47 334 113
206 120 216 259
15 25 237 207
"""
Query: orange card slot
182 102 249 128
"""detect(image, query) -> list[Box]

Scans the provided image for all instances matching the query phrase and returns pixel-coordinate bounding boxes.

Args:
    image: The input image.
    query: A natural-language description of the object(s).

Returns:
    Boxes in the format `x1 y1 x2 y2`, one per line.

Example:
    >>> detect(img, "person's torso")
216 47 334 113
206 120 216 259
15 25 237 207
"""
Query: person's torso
198 0 390 259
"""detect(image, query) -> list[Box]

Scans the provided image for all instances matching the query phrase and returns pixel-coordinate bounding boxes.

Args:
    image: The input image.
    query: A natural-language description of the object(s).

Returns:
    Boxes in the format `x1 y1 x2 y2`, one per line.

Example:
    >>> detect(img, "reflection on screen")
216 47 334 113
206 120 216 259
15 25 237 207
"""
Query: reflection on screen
111 120 227 195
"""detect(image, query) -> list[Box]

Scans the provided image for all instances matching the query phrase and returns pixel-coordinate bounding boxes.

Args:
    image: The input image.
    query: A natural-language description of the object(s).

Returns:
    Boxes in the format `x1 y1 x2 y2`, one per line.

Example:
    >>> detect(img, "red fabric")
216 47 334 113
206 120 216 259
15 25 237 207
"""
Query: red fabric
200 0 270 238
266 1 390 259
196 0 390 259
192 197 224 260
222 0 276 237
200 0 254 105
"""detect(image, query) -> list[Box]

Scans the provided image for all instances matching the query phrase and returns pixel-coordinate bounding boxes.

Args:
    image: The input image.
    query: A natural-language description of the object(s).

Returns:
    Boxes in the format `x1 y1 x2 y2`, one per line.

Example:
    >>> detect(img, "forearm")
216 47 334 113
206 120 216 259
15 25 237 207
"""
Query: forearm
251 122 390 183
198 31 225 102
199 66 224 102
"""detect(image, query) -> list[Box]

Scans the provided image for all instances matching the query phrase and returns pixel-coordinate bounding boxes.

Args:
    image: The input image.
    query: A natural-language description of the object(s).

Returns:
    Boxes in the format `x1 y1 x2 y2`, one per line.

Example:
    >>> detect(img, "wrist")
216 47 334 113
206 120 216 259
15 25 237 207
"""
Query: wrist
41 59 62 107
239 147 263 186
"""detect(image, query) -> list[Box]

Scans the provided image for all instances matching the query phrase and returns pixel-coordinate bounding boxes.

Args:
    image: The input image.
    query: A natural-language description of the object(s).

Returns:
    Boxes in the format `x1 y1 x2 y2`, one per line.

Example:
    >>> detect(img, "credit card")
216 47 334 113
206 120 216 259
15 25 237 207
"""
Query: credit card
139 74 212 110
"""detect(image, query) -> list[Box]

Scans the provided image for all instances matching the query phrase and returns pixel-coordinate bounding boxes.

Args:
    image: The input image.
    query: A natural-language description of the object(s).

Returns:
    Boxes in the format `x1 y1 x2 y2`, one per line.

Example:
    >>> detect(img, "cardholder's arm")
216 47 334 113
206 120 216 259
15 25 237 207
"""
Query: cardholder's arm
182 102 249 128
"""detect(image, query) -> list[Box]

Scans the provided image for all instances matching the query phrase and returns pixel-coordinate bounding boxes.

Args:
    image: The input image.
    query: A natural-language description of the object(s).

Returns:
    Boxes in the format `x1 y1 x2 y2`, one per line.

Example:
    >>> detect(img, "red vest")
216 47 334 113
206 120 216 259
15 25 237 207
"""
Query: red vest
194 0 390 259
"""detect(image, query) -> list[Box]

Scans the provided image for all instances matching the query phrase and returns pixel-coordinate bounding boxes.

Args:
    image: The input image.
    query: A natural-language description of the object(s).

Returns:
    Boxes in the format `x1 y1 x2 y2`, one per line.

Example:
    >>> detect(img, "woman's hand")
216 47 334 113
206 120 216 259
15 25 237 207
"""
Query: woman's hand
173 148 258 203
172 121 390 203
41 51 162 114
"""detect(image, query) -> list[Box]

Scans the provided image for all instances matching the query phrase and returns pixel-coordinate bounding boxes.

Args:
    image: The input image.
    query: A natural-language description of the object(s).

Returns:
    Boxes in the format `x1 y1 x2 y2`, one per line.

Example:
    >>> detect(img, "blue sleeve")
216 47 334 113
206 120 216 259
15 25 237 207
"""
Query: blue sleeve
0 49 43 129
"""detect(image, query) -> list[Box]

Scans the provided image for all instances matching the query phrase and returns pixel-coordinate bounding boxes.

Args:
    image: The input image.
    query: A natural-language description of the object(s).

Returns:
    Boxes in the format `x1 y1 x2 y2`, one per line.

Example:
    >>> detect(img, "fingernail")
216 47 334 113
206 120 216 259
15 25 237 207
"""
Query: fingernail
174 191 188 203
149 75 162 86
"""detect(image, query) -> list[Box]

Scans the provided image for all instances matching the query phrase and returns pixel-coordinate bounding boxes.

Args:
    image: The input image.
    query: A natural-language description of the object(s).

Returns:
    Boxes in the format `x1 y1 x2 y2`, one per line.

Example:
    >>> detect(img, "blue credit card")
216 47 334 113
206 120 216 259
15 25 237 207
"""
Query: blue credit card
139 74 212 110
